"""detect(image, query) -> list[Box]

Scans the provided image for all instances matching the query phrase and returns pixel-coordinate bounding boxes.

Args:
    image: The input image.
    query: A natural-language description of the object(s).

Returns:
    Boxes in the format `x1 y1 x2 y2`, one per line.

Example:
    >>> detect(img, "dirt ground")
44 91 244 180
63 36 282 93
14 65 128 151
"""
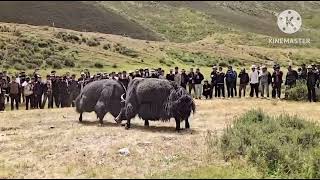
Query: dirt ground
0 98 319 178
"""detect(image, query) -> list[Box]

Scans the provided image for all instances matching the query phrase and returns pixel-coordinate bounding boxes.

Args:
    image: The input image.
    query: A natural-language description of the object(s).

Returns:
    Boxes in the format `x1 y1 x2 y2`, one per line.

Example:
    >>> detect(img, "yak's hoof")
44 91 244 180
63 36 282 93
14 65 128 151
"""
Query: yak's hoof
125 124 130 130
79 119 82 122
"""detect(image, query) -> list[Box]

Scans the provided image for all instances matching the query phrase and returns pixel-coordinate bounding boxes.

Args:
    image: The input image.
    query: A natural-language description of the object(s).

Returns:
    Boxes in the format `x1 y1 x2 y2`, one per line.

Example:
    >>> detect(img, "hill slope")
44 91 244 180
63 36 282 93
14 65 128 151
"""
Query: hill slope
0 1 162 41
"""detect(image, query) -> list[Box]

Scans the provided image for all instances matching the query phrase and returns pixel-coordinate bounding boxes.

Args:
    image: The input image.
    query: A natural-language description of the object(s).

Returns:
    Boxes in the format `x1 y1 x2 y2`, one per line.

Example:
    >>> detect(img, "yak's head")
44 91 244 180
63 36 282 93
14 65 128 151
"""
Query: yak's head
169 88 195 120
115 93 126 124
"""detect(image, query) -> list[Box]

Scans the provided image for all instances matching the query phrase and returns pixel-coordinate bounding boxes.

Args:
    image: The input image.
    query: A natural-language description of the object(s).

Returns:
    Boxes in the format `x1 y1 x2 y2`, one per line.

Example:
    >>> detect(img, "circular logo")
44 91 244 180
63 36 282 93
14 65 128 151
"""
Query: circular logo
277 10 302 34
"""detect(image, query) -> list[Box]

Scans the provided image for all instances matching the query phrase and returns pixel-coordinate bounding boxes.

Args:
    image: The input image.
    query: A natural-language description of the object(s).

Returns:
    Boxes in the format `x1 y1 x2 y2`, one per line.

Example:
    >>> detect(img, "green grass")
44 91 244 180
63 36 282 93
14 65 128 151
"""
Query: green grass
219 109 320 179
150 163 262 179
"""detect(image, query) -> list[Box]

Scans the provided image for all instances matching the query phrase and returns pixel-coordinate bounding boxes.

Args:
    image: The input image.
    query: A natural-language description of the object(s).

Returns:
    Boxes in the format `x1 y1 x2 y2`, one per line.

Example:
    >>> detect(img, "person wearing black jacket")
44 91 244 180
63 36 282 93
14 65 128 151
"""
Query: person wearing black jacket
180 69 188 89
210 66 218 98
285 66 298 88
307 65 317 102
194 68 204 99
202 80 212 99
238 68 249 98
68 74 79 107
33 76 44 109
187 68 195 95
52 76 60 108
166 69 175 82
59 76 69 108
216 67 225 98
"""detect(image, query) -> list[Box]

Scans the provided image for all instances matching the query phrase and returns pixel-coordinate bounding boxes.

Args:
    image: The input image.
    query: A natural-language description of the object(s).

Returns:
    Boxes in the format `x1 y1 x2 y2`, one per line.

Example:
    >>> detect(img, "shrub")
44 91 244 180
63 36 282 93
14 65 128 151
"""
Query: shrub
94 62 103 68
53 61 62 69
285 80 309 101
103 43 111 50
218 62 228 67
64 58 75 67
86 38 100 47
13 29 22 37
217 109 320 178
112 64 118 68
14 64 26 71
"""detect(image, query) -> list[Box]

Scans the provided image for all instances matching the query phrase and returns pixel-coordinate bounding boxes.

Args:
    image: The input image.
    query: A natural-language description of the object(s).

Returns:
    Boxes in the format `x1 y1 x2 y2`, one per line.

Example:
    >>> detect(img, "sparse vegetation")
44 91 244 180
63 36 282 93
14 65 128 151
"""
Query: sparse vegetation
94 62 104 68
216 109 320 178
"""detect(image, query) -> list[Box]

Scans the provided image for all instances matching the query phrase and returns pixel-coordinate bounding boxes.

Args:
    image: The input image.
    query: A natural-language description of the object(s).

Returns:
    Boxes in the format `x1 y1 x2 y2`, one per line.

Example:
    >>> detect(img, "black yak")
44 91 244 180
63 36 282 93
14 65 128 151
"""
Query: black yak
115 78 195 131
75 79 126 124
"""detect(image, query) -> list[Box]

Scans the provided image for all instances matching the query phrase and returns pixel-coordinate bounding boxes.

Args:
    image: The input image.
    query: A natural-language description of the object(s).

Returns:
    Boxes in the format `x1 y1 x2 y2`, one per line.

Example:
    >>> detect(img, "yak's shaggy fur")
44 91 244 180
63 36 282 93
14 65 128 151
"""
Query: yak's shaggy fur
75 79 126 124
116 78 195 131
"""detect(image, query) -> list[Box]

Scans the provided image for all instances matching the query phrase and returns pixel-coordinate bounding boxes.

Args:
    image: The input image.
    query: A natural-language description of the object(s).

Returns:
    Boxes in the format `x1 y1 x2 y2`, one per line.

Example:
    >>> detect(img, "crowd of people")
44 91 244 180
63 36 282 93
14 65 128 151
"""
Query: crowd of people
0 63 319 112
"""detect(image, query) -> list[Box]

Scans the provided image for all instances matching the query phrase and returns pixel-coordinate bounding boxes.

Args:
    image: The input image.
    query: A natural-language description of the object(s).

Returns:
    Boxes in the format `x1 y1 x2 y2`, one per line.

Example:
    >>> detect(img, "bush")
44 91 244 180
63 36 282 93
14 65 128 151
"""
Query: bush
103 43 111 50
217 109 320 178
218 62 228 67
285 80 310 101
86 38 100 47
53 61 62 69
94 62 103 68
64 58 75 67
14 64 26 71
13 29 22 37
112 64 118 68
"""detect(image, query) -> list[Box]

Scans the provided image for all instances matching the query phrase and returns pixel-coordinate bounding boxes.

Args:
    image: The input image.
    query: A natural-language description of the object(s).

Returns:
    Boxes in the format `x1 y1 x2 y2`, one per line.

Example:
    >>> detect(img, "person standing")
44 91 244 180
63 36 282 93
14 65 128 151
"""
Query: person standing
216 67 225 98
194 68 204 99
60 76 69 108
271 65 283 99
174 67 182 86
249 65 259 98
52 75 60 108
166 69 175 82
259 66 272 98
42 75 53 109
9 76 20 110
210 66 218 98
301 64 307 80
33 76 44 109
225 66 237 98
238 68 249 98
187 68 195 95
307 65 317 102
180 69 188 89
285 65 298 88
68 74 79 107
23 77 34 110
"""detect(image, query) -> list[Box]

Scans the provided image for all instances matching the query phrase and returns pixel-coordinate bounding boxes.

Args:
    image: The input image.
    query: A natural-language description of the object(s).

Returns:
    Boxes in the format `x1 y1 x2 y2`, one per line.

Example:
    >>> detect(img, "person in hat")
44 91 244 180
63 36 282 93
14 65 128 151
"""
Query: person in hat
42 75 53 109
271 64 283 99
259 65 272 98
210 66 218 98
307 65 317 102
238 68 249 98
68 74 79 107
33 75 44 109
202 80 212 99
249 65 259 98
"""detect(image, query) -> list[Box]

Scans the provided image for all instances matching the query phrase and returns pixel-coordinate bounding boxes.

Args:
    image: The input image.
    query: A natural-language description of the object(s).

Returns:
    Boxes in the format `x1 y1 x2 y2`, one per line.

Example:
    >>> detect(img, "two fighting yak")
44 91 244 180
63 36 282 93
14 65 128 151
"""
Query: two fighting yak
75 79 126 124
115 78 195 131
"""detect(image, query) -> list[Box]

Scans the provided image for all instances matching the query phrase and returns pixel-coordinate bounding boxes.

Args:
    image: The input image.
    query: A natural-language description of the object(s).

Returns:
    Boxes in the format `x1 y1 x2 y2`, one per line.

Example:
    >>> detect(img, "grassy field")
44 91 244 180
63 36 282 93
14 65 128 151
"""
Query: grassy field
0 98 319 178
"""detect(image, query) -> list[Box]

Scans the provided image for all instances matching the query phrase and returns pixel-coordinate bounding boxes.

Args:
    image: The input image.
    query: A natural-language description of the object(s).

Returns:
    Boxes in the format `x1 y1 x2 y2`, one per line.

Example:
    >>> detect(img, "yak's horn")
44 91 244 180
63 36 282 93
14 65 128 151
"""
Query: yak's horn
121 93 125 102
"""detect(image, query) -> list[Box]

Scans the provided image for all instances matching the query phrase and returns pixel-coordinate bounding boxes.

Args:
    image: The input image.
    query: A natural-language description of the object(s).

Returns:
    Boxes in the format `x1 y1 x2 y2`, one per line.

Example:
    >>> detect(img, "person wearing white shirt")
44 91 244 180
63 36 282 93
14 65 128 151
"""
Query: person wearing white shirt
250 65 259 98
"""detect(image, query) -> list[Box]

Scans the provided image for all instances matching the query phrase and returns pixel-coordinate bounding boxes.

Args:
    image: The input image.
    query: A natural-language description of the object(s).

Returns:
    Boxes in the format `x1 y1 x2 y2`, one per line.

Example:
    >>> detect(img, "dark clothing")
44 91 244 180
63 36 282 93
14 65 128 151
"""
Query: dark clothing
250 83 259 98
52 78 60 108
238 72 249 85
285 70 298 87
307 71 318 102
119 76 130 89
225 70 237 98
194 73 204 84
187 72 195 94
239 84 247 98
59 80 69 108
301 68 307 80
216 72 225 98
210 71 218 97
272 71 283 99
166 74 175 81
10 94 19 110
33 81 44 109
68 79 80 107
181 73 188 89
203 84 212 99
